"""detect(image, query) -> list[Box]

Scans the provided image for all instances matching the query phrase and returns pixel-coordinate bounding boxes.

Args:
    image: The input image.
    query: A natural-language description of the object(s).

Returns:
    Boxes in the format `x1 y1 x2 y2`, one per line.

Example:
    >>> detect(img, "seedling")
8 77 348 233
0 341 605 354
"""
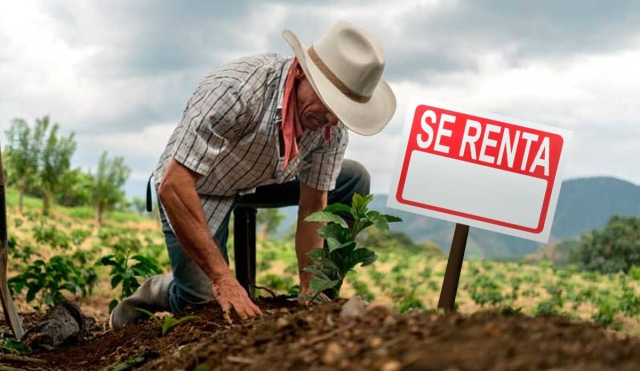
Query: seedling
295 193 402 302
134 308 199 336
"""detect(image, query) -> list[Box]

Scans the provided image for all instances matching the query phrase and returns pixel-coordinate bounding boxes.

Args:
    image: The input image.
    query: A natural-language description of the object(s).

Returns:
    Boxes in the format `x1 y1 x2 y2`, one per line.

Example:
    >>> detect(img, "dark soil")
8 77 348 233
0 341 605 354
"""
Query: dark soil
3 295 640 371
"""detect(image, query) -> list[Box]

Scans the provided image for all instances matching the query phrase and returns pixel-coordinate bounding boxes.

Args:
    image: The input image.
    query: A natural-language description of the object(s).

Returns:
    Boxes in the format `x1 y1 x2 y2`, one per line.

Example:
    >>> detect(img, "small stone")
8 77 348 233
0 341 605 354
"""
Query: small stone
340 296 367 319
322 341 344 365
381 359 402 371
369 337 383 349
383 315 397 327
279 308 290 314
276 317 289 329
338 359 350 370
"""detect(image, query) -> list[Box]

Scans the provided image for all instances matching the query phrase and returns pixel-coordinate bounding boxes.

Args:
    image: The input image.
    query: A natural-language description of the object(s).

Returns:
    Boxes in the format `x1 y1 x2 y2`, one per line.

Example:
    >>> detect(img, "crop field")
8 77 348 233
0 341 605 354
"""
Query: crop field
2 188 640 370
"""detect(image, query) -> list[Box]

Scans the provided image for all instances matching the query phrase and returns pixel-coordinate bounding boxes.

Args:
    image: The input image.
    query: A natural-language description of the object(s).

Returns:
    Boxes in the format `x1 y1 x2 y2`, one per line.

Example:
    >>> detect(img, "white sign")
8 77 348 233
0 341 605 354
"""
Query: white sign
387 96 573 243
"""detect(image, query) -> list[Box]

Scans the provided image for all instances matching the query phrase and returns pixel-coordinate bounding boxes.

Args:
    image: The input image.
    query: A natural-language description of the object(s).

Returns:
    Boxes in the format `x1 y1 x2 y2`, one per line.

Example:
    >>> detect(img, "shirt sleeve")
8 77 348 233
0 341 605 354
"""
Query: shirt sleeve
297 123 349 191
170 80 250 177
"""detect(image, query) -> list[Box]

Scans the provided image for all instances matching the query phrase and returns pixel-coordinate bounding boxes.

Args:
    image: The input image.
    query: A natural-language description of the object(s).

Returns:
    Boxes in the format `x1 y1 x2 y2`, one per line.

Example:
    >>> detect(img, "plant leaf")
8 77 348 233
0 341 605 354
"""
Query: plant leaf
306 248 326 261
323 203 353 216
317 224 351 249
305 211 348 229
310 276 341 294
345 248 378 269
382 214 403 223
302 264 331 280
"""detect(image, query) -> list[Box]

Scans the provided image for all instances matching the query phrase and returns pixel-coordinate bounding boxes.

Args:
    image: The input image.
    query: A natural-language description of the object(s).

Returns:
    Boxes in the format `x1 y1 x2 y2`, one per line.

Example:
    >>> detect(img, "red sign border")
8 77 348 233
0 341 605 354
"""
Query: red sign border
394 104 565 234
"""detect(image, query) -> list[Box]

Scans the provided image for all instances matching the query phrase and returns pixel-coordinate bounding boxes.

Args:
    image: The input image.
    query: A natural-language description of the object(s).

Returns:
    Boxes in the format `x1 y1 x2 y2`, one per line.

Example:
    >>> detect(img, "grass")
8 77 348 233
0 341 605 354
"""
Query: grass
4 187 151 224
4 185 640 338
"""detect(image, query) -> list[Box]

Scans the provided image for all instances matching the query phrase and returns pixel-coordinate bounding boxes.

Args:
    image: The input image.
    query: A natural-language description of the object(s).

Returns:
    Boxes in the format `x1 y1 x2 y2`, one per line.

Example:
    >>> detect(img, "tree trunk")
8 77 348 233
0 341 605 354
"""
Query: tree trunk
18 189 24 215
96 202 104 225
42 189 51 216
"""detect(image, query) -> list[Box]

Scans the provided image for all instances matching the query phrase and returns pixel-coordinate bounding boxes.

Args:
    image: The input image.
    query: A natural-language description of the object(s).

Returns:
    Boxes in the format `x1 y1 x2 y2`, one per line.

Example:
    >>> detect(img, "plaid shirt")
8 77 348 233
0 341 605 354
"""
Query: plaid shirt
152 53 349 235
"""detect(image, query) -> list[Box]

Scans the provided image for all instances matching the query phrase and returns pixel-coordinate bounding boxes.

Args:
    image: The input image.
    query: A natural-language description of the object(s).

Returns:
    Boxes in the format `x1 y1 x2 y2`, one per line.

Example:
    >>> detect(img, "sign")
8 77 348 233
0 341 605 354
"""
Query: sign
387 96 573 243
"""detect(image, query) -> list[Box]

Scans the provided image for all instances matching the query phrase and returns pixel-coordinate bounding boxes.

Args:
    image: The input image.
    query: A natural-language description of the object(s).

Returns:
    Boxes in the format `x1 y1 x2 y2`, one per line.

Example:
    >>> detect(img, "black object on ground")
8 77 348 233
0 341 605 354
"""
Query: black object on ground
22 300 95 351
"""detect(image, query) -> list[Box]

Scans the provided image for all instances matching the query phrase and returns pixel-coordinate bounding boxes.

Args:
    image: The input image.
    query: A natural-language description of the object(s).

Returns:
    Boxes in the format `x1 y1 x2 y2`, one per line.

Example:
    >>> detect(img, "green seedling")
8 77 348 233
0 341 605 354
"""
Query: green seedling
294 193 402 302
134 308 199 336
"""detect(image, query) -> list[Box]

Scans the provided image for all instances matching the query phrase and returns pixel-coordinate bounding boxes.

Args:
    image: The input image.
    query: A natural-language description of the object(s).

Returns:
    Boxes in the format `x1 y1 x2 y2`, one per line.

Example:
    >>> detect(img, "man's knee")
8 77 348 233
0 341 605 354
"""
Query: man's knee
341 159 371 195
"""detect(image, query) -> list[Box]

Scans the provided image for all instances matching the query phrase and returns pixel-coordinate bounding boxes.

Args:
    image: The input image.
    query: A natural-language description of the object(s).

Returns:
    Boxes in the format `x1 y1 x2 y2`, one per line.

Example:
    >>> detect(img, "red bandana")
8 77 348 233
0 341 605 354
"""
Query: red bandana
280 58 332 171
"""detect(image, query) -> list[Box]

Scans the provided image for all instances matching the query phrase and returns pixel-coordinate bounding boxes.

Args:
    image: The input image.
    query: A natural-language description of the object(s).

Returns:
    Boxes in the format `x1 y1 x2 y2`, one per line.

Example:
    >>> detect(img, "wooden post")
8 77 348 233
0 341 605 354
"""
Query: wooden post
437 223 470 312
233 206 257 299
0 143 25 340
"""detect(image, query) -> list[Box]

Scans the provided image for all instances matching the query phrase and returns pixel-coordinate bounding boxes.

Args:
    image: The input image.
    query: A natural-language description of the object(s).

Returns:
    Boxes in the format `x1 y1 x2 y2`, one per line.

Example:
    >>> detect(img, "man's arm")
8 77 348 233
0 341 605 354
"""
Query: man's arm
295 182 328 295
158 158 229 282
158 157 262 321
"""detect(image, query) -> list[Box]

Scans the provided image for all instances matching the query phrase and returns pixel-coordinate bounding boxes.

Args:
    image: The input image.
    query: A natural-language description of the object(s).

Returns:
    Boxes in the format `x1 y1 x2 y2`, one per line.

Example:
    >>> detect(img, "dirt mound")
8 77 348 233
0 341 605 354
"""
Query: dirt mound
2 296 640 371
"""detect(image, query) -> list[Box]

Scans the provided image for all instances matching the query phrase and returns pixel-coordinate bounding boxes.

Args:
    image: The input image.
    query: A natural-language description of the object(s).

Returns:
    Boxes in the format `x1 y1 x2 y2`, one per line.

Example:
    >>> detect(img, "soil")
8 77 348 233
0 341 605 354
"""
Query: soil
3 295 640 371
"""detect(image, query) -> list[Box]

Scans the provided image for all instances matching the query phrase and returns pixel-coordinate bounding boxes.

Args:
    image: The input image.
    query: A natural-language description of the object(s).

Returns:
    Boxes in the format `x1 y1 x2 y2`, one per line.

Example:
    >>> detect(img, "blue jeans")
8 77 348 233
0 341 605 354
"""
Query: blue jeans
159 159 370 313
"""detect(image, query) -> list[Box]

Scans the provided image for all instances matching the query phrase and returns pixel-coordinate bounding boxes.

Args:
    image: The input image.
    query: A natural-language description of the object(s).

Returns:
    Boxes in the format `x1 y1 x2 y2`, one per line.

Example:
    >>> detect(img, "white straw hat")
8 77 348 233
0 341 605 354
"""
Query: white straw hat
282 19 397 136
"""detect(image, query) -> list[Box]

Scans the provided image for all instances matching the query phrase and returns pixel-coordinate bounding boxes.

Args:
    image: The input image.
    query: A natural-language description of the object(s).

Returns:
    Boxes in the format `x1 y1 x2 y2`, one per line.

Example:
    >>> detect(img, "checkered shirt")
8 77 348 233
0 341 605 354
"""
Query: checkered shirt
152 53 349 236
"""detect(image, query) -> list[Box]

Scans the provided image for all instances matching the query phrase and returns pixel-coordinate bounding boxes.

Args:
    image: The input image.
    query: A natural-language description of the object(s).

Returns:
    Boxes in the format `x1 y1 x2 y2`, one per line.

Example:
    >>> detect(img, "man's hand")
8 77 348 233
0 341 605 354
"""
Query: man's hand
159 158 262 323
211 272 263 323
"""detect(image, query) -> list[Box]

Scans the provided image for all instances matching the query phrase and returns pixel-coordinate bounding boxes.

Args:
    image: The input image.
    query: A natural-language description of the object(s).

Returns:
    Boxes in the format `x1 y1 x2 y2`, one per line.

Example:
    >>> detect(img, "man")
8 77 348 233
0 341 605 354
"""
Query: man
109 19 396 330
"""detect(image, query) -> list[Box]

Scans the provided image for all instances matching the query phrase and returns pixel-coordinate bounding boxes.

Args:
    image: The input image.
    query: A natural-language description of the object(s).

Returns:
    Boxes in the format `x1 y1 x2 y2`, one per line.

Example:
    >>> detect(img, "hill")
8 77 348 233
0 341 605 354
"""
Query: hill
273 176 640 259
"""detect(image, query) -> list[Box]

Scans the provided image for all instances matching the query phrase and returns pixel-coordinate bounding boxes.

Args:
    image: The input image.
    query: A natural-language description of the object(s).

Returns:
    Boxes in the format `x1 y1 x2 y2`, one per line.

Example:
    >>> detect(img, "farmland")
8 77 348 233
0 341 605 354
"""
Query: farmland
2 187 640 370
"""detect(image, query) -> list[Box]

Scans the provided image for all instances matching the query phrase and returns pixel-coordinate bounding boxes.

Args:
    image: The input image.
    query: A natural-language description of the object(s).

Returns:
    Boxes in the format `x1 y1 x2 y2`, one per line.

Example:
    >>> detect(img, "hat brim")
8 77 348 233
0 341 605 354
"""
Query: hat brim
283 29 396 136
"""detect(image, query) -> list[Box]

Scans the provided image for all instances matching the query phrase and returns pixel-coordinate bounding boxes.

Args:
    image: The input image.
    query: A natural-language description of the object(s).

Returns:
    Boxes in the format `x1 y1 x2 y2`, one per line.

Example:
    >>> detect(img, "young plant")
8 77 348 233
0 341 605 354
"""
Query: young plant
134 308 199 336
295 193 402 302
96 232 163 313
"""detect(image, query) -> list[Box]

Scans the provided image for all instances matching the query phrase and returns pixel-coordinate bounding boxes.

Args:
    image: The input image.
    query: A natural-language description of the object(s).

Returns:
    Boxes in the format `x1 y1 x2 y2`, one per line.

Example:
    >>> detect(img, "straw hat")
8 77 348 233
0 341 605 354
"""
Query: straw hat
282 19 396 136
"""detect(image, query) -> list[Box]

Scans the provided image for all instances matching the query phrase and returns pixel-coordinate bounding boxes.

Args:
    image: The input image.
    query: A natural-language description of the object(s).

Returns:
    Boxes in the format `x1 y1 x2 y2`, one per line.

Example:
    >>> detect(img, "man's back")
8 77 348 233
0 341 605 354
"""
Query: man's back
154 53 344 193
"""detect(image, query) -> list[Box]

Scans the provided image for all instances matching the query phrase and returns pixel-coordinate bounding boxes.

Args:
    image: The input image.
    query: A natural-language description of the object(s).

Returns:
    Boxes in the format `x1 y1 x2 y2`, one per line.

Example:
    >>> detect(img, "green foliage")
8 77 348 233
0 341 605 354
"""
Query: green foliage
91 151 131 224
134 308 199 336
39 116 78 216
257 208 285 239
96 228 163 312
295 193 402 301
569 216 640 274
7 221 99 311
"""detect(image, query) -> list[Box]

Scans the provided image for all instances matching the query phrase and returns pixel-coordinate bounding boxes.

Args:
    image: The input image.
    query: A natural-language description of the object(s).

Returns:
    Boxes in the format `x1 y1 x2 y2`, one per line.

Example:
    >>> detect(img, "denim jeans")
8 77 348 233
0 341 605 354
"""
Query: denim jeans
158 158 370 313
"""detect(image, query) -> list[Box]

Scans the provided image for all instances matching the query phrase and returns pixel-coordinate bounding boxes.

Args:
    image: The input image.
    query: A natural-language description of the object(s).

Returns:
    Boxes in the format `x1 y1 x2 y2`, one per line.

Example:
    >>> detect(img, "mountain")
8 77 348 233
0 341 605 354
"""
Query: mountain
271 176 640 260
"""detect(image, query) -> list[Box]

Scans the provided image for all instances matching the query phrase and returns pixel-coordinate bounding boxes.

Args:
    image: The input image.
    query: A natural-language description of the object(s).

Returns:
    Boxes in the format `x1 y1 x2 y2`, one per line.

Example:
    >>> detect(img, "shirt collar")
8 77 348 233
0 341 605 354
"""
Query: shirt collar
276 57 294 113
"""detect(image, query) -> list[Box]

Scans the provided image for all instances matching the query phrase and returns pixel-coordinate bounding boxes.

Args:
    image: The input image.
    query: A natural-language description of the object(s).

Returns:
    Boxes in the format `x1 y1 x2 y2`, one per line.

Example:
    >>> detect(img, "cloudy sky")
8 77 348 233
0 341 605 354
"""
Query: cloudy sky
1 0 639 203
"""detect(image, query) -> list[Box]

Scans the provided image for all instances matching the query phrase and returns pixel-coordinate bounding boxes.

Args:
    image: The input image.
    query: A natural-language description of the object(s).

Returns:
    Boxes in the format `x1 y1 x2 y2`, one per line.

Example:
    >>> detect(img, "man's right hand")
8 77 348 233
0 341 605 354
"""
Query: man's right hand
211 272 263 323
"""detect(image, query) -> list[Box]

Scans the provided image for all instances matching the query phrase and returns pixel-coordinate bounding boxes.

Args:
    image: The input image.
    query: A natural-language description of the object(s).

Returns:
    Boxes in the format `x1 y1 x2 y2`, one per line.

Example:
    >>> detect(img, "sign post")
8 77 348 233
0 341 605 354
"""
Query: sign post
437 223 469 311
387 96 573 312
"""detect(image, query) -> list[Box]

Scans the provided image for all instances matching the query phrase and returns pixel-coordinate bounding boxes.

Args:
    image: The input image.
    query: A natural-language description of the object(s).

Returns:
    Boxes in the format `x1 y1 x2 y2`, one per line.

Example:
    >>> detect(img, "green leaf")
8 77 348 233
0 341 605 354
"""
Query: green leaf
382 214 402 223
317 224 352 248
345 248 378 268
98 254 118 267
111 274 123 289
305 211 348 229
309 276 341 294
323 203 353 216
306 248 327 261
328 240 357 254
302 265 331 280
352 193 373 217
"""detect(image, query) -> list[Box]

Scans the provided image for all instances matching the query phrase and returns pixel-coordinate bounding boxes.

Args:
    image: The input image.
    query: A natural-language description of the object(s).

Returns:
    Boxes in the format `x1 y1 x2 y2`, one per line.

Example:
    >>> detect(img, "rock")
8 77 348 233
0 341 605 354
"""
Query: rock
340 296 367 319
383 315 397 327
276 317 289 329
369 337 384 349
322 341 344 365
22 300 95 351
380 359 402 371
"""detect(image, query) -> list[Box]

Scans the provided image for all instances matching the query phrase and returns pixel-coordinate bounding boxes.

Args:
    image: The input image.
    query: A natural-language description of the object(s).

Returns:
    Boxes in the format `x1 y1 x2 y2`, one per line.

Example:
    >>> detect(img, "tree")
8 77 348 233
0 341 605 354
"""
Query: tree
39 117 77 216
569 215 640 274
56 168 94 207
91 151 131 225
256 208 285 240
3 118 47 213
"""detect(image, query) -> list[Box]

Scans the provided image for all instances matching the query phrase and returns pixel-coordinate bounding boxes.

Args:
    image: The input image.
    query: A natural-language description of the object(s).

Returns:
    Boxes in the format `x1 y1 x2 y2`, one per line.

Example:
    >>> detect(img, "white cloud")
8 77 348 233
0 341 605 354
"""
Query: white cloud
1 0 639 204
